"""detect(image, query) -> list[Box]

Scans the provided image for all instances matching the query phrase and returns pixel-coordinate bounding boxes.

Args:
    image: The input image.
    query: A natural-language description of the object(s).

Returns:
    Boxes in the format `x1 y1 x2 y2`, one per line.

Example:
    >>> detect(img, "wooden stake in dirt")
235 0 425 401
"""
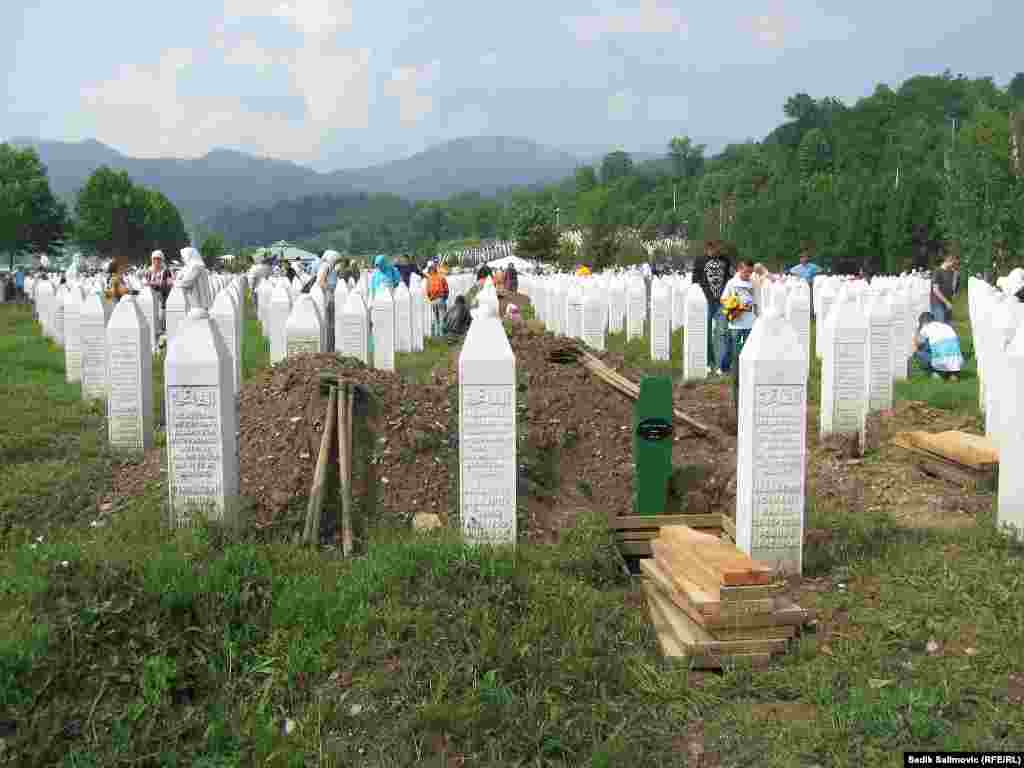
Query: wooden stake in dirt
303 386 338 546
338 383 355 556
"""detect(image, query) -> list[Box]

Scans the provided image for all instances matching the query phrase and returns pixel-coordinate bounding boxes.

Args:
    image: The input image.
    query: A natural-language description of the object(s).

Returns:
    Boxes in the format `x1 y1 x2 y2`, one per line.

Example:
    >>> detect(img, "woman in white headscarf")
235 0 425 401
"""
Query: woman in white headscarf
317 250 341 292
177 246 213 311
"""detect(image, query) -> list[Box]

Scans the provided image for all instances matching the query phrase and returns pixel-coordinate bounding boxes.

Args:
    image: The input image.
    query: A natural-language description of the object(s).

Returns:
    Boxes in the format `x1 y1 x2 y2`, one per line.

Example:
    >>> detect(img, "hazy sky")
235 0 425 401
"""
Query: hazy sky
3 1 1022 171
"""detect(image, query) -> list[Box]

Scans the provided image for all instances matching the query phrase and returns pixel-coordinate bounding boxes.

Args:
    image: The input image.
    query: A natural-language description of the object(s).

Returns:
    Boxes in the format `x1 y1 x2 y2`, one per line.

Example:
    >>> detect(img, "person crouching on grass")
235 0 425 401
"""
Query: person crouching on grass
720 259 758 422
914 311 964 382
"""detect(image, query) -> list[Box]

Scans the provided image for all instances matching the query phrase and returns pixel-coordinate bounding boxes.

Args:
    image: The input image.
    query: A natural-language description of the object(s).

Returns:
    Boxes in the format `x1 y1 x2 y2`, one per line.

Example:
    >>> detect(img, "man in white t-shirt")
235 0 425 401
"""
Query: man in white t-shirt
720 259 757 423
914 311 964 382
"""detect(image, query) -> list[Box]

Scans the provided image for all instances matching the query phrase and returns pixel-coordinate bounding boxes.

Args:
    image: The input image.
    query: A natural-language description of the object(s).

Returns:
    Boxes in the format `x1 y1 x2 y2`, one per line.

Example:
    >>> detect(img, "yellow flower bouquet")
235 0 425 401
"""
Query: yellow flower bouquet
721 294 749 322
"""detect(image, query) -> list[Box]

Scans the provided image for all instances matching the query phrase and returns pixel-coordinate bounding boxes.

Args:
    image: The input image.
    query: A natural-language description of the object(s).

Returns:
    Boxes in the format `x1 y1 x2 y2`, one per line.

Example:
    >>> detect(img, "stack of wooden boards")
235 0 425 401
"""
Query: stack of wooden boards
611 513 735 557
641 525 812 669
891 430 998 489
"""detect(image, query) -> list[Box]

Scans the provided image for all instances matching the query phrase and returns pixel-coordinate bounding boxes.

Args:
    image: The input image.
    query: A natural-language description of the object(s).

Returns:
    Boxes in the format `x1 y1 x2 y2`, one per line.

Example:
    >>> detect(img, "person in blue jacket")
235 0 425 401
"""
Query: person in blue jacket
369 254 401 299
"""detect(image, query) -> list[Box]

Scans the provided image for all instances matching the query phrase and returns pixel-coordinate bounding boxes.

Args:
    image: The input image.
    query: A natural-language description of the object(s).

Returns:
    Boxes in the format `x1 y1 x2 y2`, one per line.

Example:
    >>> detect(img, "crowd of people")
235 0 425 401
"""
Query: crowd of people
10 241 1007 388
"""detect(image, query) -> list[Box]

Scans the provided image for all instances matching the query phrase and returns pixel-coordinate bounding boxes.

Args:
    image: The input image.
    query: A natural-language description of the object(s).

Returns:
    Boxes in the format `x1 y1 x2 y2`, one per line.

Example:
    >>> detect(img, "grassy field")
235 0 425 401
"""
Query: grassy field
2 292 1023 766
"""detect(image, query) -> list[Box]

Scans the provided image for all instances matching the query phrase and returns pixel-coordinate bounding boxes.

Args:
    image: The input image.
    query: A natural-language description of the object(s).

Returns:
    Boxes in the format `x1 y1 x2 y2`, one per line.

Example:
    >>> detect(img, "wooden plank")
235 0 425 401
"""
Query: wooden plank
660 525 773 586
643 582 788 655
720 581 785 602
643 586 771 669
610 513 724 531
338 383 354 557
892 435 992 476
901 430 998 468
641 559 807 630
303 387 338 546
645 589 688 658
642 557 775 620
713 624 797 641
650 539 723 597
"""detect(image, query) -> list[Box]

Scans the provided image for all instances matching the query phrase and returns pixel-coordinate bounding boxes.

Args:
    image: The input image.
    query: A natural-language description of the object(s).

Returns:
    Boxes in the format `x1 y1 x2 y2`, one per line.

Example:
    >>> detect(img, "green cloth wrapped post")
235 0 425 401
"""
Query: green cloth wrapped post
633 376 674 516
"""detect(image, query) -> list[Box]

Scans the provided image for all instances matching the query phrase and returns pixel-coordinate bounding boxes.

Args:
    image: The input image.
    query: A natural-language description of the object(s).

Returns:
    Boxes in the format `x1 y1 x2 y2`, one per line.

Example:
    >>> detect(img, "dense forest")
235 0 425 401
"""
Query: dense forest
207 71 1024 275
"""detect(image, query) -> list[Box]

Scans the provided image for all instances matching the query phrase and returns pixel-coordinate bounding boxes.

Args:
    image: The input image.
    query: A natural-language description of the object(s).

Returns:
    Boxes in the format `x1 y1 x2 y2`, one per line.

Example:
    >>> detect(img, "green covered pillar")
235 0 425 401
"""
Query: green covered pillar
633 376 674 516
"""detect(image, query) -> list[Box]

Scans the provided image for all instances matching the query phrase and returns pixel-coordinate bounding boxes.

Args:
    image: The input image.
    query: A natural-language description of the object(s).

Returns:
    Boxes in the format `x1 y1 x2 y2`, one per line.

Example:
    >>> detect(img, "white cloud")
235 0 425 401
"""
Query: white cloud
385 60 441 125
78 48 324 161
567 1 688 44
76 0 373 159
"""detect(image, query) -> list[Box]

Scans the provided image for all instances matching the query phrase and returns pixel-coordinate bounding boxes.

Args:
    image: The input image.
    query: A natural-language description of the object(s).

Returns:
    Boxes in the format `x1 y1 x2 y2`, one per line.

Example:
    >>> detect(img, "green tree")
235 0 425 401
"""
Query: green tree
1010 73 1024 105
0 143 69 269
74 166 150 261
512 204 558 262
600 150 633 185
667 136 706 178
142 188 189 258
199 232 228 269
574 166 598 195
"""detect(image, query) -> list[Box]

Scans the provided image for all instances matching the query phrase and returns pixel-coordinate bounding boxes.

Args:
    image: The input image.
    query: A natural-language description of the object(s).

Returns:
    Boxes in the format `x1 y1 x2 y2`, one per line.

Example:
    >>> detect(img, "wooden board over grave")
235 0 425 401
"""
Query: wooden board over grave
892 430 998 469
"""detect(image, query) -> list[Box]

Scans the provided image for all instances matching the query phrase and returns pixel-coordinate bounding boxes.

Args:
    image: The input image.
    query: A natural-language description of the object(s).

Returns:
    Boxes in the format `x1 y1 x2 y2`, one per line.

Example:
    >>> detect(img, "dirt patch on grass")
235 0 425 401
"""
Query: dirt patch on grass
805 398 992 531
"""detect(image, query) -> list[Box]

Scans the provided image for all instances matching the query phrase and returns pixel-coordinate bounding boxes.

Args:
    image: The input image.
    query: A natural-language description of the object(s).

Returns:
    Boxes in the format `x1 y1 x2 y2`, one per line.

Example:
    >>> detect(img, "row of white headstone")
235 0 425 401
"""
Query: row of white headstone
968 271 1024 540
515 266 989 572
247 271 476 371
28 272 248 527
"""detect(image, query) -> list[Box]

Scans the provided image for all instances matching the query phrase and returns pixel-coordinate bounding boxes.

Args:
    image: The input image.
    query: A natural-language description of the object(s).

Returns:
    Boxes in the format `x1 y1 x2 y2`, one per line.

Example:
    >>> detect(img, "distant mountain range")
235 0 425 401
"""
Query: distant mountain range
7 135 654 227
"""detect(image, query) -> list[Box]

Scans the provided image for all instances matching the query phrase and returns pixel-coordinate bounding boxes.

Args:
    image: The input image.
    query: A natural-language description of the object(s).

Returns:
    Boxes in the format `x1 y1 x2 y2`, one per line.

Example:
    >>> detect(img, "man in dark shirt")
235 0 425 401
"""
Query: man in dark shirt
692 240 733 374
930 253 959 323
396 254 423 286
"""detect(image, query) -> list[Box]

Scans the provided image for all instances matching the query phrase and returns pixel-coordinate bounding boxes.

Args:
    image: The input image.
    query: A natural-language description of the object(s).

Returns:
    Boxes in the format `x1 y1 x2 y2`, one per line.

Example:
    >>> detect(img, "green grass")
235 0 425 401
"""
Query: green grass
2 292 1023 766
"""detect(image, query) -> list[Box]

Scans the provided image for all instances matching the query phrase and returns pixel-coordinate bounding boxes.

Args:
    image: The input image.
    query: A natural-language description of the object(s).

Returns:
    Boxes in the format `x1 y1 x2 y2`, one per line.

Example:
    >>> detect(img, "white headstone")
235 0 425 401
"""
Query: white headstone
394 281 412 353
735 308 807 575
785 285 811 378
339 291 370 364
54 287 67 346
626 276 645 340
582 281 606 352
864 290 894 413
609 278 626 334
458 301 517 546
890 286 910 382
565 283 584 340
64 286 84 383
410 279 426 352
105 296 153 450
257 279 274 335
269 280 293 364
371 288 395 371
80 293 108 401
820 290 868 444
136 286 158 351
165 308 239 527
683 284 708 382
815 279 838 360
310 283 330 352
165 284 187 343
286 294 324 356
649 278 671 361
211 289 242 396
998 322 1024 540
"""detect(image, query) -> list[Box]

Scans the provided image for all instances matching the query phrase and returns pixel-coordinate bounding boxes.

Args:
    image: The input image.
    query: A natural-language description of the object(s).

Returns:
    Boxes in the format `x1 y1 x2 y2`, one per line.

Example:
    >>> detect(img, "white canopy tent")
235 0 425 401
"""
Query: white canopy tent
485 255 535 272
